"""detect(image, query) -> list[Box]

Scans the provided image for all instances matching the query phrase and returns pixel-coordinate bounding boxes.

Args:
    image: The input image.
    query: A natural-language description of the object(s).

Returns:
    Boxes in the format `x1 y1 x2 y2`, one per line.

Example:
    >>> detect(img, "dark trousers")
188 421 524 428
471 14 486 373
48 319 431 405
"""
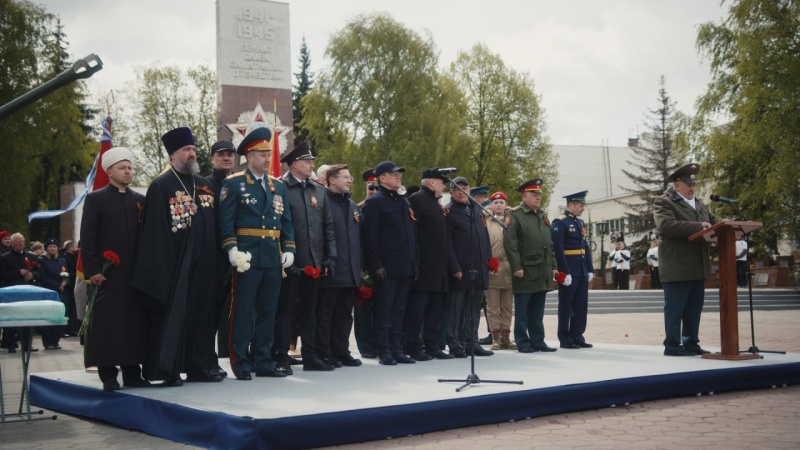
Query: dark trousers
404 290 445 354
63 291 78 335
616 269 630 289
513 291 547 350
736 260 748 287
662 280 705 350
274 271 320 361
316 286 357 359
373 277 411 356
354 298 375 355
446 288 481 351
557 275 589 345
98 365 143 383
40 326 61 347
216 286 232 358
651 267 662 289
229 266 281 374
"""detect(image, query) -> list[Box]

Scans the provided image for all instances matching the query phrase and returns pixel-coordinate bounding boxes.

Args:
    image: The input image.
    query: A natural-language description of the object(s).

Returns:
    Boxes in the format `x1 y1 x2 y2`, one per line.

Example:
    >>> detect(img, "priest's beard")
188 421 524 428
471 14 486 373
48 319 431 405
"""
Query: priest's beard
174 159 200 175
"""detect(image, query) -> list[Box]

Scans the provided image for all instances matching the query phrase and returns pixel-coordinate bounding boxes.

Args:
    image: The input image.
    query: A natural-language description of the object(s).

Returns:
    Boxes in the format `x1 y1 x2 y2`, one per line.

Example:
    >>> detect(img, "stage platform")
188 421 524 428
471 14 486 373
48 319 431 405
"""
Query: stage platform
29 344 800 449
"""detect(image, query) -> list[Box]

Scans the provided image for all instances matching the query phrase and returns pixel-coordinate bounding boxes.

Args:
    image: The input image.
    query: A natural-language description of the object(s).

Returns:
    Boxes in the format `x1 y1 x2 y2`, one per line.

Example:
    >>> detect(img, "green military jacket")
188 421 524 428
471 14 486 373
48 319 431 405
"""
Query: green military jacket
503 203 557 294
653 187 720 282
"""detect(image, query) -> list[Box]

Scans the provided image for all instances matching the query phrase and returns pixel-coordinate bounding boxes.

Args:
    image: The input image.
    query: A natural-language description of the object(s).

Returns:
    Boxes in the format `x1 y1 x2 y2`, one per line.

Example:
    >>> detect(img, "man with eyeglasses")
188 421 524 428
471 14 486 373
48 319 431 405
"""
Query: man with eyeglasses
361 161 418 365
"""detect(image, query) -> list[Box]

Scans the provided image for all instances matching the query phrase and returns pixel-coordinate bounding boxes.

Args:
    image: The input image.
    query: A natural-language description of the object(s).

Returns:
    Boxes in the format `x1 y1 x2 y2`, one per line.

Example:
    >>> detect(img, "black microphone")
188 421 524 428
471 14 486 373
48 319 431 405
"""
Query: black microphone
710 194 737 204
436 167 458 174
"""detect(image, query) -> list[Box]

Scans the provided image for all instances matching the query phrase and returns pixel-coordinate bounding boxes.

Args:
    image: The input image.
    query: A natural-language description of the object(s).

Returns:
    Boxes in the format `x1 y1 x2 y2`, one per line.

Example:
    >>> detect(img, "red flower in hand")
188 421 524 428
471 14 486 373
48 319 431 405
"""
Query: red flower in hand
303 265 321 279
25 259 38 271
103 250 121 267
554 271 567 284
356 286 373 306
488 257 499 273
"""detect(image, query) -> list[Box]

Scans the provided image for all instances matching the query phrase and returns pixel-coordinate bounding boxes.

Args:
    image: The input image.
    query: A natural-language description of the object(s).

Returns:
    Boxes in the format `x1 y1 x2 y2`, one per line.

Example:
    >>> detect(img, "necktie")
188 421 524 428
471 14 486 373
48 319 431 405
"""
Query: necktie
258 177 266 193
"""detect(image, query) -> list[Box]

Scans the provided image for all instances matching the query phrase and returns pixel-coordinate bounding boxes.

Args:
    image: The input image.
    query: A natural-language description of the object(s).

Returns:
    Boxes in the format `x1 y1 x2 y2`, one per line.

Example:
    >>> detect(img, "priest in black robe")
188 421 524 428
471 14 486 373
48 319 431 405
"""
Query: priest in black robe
80 147 149 391
132 127 221 385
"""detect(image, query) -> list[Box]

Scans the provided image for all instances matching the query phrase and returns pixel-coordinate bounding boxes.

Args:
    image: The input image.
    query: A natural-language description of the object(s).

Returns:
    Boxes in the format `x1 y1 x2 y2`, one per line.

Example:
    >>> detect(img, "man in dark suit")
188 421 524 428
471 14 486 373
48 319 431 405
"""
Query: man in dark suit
404 168 454 361
0 232 40 353
361 161 418 365
444 177 493 358
275 141 337 373
354 168 379 358
205 140 235 376
551 190 595 350
219 127 295 380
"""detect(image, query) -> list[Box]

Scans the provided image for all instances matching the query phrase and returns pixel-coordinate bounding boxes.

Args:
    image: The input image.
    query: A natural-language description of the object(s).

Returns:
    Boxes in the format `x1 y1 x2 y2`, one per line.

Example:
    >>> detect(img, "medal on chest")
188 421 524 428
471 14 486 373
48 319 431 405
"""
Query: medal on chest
169 190 196 233
273 194 284 215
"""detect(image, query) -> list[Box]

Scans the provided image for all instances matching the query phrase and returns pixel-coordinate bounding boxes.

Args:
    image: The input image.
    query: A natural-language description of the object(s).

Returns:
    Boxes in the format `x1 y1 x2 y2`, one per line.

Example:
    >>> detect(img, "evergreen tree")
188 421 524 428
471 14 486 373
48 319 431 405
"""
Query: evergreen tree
292 37 314 144
618 76 684 267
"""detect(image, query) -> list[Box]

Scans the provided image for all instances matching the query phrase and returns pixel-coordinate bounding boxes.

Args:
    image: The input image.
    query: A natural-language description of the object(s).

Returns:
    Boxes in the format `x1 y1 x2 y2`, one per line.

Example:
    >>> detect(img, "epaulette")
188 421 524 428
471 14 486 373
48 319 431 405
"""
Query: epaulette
558 214 567 220
226 171 246 179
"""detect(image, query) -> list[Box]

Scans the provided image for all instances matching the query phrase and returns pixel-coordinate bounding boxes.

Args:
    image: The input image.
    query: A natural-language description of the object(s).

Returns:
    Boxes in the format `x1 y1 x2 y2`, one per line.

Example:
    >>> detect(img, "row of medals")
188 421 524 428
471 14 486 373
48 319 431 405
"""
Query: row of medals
170 191 197 232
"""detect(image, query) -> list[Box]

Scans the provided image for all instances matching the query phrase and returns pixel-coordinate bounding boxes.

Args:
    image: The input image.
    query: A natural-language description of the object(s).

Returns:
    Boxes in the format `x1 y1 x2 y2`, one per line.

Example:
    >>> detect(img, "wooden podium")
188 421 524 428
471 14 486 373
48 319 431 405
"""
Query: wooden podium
689 221 762 360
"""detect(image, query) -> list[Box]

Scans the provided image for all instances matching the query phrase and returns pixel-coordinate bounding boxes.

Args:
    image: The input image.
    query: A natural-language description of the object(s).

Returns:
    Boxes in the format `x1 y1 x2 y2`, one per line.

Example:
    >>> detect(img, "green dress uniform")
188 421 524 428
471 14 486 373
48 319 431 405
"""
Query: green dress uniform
218 129 295 377
503 179 557 352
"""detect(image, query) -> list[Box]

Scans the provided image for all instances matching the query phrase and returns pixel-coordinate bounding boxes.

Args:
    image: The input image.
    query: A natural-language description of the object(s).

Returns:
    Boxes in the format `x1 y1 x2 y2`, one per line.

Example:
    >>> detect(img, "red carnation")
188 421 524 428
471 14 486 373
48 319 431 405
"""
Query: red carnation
488 257 499 273
25 259 38 271
554 271 567 284
356 286 373 306
303 265 321 279
103 250 121 267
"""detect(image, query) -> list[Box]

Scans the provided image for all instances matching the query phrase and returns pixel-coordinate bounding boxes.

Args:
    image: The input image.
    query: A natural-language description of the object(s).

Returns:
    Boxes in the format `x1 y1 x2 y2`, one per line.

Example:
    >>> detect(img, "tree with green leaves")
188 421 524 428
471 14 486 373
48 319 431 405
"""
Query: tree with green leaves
618 76 686 267
119 64 216 184
292 36 314 144
300 13 465 196
0 1 95 237
447 44 555 205
695 0 800 254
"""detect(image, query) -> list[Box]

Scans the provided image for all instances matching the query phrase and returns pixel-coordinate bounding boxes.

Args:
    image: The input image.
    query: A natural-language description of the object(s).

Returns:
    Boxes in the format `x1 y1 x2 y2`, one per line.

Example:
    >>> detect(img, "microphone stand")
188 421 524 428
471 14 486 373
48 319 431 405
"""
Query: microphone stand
437 176 522 392
716 200 785 356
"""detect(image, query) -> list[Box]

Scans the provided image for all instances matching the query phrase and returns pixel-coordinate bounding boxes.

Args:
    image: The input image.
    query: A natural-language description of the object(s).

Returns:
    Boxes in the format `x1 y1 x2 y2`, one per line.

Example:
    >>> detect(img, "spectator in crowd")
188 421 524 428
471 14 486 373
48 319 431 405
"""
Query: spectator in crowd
35 238 67 350
647 240 662 289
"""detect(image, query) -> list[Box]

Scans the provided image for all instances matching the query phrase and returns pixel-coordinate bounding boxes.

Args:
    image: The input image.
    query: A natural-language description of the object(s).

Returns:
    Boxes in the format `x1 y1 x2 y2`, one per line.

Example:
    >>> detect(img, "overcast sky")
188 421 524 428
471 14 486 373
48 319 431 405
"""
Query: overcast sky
39 0 727 147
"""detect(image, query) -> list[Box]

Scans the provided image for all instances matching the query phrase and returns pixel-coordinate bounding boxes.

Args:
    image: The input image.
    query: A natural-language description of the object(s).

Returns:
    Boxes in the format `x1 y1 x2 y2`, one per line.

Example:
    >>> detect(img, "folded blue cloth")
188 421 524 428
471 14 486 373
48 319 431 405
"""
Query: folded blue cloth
0 285 60 303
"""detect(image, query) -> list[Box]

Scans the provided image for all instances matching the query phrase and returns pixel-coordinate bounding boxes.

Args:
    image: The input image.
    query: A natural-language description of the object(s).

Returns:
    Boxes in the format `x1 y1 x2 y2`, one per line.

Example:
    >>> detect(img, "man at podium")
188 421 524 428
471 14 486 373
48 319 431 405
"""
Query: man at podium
653 163 720 356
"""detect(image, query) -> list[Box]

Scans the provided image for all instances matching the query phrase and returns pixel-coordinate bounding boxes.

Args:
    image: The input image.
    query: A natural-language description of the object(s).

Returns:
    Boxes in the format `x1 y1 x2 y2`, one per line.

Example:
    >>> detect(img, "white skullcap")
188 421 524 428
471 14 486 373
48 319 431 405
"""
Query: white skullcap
101 147 134 172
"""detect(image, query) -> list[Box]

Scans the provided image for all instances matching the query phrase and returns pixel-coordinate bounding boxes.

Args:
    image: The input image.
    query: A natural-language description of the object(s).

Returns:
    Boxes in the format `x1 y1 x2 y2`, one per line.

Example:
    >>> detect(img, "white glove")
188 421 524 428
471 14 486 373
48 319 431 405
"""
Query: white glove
228 246 238 267
563 274 572 286
588 273 594 282
281 252 294 269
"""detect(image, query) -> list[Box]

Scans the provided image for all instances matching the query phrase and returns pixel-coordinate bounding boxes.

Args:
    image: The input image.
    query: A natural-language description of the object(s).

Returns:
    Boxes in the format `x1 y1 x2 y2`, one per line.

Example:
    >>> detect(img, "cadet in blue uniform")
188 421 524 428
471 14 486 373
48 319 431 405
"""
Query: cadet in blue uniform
218 126 296 380
551 191 595 349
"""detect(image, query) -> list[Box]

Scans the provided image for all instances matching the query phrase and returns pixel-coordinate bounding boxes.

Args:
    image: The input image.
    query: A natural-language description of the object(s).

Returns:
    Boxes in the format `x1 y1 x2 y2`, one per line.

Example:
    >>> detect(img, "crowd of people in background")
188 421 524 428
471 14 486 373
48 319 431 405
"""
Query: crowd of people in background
0 125 722 390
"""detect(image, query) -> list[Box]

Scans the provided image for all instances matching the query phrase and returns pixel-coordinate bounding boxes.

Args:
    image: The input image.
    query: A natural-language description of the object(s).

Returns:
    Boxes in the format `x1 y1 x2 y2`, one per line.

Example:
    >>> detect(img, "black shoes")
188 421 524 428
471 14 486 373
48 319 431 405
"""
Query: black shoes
185 369 224 383
577 342 593 348
102 379 120 391
392 353 416 364
235 372 252 381
338 355 363 367
287 356 303 366
467 345 494 357
407 351 433 362
211 365 228 378
303 356 335 371
685 347 711 355
162 377 184 387
560 343 580 349
534 346 558 352
518 347 535 353
478 334 493 345
44 345 62 350
123 378 151 388
664 347 697 356
322 357 343 368
426 349 454 360
360 351 378 359
256 368 287 378
449 348 467 358
378 353 397 365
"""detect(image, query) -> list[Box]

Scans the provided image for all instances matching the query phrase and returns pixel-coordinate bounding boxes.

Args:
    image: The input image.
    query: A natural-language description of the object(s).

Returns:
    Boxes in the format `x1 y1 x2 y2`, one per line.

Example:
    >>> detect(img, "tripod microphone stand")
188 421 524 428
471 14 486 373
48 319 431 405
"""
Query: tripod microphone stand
718 201 785 356
437 177 523 392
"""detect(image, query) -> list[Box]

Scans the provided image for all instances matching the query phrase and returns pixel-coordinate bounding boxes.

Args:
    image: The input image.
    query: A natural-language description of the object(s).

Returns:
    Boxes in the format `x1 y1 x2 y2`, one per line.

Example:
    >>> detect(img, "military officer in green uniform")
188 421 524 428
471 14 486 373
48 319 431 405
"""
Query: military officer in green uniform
654 163 719 356
218 126 296 380
503 179 558 353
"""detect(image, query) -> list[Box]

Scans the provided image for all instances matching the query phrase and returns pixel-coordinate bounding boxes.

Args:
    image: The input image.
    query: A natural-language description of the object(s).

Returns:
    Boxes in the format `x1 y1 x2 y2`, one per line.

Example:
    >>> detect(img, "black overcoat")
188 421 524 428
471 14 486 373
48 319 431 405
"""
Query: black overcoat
408 186 452 292
80 184 148 367
445 199 491 292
